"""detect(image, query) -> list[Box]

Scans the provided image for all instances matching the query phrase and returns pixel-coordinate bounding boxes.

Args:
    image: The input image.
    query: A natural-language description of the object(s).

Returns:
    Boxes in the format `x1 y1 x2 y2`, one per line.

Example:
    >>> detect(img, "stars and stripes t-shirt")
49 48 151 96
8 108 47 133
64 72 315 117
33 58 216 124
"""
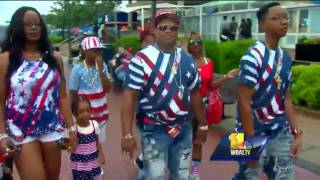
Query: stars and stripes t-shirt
69 62 110 123
237 41 292 132
123 45 200 124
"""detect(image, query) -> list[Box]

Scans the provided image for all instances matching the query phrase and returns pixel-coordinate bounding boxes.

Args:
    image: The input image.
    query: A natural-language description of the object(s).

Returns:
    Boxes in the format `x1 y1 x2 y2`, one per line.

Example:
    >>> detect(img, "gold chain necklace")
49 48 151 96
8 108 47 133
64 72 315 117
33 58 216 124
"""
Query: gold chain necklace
154 45 184 99
273 48 283 90
266 44 283 90
83 60 99 86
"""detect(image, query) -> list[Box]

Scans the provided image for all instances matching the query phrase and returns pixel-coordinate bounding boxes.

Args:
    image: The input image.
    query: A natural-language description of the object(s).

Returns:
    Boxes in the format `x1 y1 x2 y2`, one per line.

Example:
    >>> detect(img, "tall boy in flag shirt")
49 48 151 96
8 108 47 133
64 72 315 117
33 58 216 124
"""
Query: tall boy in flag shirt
120 9 208 180
234 2 302 179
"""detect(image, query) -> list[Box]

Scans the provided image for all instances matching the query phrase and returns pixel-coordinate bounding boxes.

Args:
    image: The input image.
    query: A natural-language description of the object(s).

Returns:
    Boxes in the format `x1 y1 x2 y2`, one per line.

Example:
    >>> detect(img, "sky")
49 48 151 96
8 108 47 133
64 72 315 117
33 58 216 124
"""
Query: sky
0 0 129 25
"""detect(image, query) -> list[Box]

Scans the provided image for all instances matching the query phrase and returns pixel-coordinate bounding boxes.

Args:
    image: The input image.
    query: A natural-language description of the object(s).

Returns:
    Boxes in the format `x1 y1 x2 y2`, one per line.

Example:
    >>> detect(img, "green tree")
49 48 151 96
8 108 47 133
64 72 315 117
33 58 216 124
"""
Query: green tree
44 0 121 29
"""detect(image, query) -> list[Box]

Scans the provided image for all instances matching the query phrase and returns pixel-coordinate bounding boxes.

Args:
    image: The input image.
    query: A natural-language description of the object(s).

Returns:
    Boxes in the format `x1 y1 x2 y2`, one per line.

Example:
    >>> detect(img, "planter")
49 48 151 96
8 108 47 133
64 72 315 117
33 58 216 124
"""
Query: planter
295 44 320 62
294 105 320 120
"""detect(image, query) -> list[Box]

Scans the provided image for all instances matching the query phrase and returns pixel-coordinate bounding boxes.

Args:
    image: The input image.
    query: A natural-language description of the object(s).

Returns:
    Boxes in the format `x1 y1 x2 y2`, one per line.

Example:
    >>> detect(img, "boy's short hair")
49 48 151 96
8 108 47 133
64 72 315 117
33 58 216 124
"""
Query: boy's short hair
256 2 281 23
71 96 91 116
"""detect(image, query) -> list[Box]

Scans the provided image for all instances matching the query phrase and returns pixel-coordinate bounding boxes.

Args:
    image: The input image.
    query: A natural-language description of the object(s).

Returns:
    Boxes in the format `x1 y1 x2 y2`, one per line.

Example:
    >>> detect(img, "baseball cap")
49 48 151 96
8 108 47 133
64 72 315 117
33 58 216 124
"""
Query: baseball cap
155 9 180 27
81 36 104 51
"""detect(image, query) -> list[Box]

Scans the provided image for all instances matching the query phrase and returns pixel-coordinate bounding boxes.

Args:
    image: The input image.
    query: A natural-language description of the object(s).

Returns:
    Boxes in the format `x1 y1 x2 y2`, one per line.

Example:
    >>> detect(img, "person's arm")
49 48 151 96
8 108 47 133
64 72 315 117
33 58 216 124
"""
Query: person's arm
121 89 139 137
0 52 18 153
54 53 77 150
120 55 145 158
210 69 239 90
93 121 106 165
237 49 259 136
285 90 302 157
238 85 255 135
96 55 111 93
190 89 208 144
285 90 299 130
0 52 9 135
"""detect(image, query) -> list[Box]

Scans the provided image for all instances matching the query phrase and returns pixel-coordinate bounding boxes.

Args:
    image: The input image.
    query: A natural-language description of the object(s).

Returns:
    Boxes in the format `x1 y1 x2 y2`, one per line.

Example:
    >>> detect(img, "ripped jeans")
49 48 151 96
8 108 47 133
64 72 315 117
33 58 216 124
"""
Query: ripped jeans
233 126 294 180
139 120 192 180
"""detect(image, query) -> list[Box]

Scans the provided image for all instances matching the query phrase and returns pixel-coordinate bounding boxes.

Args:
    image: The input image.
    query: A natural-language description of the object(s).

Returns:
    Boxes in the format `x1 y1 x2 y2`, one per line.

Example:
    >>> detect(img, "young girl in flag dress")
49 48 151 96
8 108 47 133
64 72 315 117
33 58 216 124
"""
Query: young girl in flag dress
70 96 104 180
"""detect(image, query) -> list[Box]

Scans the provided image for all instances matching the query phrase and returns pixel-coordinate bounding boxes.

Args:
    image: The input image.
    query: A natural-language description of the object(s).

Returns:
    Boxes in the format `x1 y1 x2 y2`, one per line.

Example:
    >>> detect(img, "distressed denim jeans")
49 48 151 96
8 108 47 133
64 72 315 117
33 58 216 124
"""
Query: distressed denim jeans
139 120 192 180
233 126 294 180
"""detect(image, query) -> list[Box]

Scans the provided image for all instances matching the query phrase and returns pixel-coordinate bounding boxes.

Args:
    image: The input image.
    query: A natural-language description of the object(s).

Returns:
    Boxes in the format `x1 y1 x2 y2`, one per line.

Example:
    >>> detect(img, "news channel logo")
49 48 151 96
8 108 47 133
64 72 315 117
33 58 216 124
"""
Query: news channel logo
210 133 269 161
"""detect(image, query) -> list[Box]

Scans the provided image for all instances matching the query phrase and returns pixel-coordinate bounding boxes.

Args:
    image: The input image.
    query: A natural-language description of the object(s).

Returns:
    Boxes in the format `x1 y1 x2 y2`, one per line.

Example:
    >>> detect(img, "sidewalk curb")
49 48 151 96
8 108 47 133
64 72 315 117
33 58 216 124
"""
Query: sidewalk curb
294 158 320 175
294 105 320 120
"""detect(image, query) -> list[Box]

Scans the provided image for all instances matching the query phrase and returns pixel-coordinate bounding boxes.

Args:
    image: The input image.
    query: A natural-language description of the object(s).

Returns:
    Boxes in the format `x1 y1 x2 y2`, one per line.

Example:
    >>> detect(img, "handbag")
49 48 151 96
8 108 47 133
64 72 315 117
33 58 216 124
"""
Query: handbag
206 88 223 125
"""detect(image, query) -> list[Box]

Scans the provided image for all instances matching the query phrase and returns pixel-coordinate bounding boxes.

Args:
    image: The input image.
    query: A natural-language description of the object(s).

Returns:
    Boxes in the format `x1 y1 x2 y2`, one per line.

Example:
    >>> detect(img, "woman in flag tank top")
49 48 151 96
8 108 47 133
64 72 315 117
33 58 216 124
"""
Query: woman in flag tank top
69 36 111 165
0 6 76 179
234 2 302 179
181 31 239 179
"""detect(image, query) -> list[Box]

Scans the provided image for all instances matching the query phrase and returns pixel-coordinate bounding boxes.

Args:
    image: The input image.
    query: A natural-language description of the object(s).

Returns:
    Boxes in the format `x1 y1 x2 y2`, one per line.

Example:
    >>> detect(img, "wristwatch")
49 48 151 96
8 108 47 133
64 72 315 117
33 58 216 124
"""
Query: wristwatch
198 125 209 131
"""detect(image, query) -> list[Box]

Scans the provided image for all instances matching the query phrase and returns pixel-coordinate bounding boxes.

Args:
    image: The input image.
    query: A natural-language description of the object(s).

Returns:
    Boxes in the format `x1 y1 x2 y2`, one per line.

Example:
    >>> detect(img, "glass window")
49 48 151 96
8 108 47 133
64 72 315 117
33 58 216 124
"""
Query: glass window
299 9 309 33
234 3 248 10
288 9 298 33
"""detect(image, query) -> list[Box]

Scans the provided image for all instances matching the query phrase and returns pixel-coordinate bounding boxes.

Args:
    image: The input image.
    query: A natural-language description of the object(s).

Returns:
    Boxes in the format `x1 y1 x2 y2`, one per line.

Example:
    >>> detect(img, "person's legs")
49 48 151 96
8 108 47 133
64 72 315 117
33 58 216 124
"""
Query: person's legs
168 120 193 180
40 131 63 180
190 118 202 179
233 144 267 180
14 140 46 180
140 124 170 180
265 126 294 180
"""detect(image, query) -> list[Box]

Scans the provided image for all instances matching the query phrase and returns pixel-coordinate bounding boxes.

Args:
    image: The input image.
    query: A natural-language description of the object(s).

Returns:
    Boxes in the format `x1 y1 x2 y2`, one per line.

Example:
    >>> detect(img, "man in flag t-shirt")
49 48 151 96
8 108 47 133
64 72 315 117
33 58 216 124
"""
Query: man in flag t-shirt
234 2 302 179
120 9 208 179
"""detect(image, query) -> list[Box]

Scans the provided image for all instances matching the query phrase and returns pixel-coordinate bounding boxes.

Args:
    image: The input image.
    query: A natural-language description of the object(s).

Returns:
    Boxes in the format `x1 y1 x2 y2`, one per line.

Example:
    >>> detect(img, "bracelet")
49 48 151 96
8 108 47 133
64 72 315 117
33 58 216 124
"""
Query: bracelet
290 128 302 137
123 133 134 140
68 125 76 133
198 125 208 131
0 133 8 142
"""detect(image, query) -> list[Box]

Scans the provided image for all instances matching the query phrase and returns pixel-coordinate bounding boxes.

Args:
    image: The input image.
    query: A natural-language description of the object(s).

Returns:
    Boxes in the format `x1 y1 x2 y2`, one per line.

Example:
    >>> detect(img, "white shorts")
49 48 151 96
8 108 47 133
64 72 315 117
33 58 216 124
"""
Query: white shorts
9 121 64 145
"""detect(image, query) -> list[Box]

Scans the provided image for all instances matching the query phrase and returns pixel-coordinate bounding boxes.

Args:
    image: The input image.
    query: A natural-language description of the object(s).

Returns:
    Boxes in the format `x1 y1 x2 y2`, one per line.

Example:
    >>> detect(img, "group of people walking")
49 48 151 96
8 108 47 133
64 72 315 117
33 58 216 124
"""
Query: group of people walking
0 2 302 180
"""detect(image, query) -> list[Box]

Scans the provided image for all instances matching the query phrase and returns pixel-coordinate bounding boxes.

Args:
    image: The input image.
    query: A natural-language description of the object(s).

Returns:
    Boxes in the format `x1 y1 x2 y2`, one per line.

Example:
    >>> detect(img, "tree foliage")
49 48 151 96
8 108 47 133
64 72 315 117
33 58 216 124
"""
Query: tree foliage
44 0 121 28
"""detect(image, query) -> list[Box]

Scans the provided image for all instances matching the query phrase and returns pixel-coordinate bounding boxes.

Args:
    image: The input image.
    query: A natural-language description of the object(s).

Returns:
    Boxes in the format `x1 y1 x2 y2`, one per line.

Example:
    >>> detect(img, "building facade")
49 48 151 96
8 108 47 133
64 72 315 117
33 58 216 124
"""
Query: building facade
182 1 320 48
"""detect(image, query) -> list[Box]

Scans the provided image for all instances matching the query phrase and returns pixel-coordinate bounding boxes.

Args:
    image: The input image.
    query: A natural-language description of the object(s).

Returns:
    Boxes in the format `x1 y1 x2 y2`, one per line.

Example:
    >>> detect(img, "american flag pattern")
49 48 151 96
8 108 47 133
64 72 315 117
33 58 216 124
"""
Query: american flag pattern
123 45 200 124
69 63 110 124
71 121 101 179
237 41 292 131
81 36 104 51
5 60 64 141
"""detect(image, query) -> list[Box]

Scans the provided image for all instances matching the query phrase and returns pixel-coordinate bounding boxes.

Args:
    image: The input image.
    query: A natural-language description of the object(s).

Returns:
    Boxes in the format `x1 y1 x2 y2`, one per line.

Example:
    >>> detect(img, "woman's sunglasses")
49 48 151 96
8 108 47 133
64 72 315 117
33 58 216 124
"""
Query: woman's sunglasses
189 39 202 46
157 24 178 32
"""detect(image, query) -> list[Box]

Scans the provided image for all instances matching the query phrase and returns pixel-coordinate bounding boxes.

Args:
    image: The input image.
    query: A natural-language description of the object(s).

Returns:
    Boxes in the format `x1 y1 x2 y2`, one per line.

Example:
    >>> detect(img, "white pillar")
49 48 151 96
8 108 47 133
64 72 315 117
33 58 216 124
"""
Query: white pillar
199 5 203 36
141 8 145 30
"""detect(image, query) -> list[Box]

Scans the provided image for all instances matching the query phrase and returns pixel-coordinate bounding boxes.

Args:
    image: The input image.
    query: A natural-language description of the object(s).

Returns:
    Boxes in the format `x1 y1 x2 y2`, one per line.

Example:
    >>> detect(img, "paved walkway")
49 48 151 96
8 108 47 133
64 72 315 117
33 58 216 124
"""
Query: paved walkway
13 58 320 179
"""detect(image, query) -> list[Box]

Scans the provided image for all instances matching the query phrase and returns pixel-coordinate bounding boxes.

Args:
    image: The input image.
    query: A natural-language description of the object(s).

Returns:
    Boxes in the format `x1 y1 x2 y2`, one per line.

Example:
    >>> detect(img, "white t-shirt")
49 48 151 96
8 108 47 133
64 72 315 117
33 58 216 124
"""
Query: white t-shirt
76 120 100 135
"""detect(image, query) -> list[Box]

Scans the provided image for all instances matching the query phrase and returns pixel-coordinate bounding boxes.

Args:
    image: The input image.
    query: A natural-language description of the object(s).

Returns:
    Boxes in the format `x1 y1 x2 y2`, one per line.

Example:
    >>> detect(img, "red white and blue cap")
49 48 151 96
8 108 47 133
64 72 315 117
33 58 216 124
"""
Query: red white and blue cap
155 9 180 26
81 36 104 51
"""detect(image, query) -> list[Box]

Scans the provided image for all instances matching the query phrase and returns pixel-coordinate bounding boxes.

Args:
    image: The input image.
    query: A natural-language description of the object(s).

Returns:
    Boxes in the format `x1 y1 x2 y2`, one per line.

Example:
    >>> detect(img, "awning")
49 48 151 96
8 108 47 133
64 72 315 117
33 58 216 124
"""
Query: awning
114 3 191 13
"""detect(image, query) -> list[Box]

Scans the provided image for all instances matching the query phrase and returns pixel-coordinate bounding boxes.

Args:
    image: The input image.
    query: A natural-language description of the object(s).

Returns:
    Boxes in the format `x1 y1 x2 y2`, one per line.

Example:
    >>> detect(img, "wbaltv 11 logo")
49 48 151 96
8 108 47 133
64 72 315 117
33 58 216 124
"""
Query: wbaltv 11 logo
210 133 269 161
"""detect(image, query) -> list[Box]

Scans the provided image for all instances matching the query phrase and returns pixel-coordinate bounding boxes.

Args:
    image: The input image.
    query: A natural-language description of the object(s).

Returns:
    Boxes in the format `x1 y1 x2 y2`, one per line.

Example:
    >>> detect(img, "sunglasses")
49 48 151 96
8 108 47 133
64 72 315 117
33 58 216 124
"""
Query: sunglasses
157 24 178 32
189 39 202 46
